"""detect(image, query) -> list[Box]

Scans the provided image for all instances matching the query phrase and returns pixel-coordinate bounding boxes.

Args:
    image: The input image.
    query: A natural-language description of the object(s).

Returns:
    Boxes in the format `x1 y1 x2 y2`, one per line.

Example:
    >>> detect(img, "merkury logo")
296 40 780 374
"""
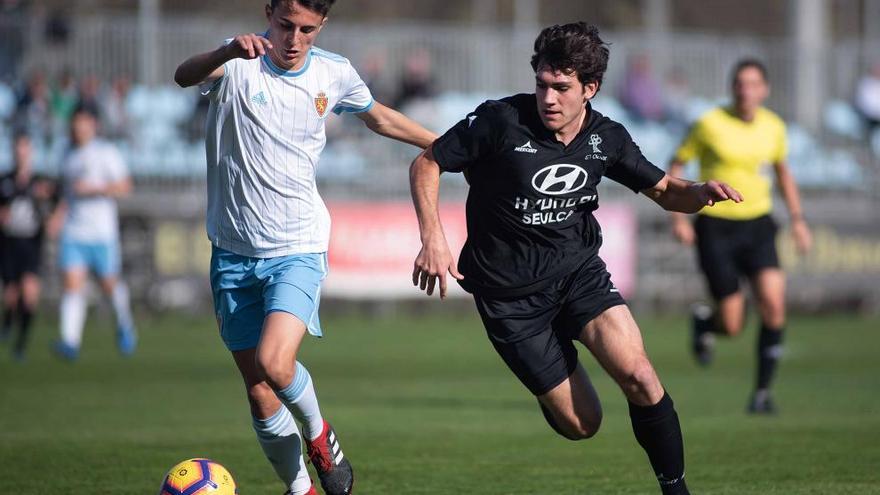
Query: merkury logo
531 164 589 195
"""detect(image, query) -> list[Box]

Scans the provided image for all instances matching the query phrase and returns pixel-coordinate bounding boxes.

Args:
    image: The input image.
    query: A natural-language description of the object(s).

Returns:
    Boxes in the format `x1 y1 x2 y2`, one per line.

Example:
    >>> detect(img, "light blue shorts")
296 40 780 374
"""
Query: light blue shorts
210 246 328 352
58 239 120 278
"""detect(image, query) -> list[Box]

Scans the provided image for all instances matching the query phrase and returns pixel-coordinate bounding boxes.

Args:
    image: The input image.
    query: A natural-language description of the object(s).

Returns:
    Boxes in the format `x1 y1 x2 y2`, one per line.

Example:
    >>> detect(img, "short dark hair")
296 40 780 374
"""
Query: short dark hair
530 22 610 91
270 0 336 17
731 58 768 84
12 128 30 144
72 101 100 120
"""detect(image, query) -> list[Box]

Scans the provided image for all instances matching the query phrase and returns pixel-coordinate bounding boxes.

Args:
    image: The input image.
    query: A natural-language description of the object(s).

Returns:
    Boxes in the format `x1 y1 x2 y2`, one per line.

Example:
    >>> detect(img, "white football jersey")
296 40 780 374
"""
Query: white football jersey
204 44 374 258
60 139 128 243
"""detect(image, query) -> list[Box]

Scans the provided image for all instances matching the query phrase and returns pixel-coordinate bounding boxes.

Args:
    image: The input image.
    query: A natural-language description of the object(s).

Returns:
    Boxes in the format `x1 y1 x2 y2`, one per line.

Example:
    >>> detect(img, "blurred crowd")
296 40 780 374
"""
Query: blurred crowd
0 50 877 186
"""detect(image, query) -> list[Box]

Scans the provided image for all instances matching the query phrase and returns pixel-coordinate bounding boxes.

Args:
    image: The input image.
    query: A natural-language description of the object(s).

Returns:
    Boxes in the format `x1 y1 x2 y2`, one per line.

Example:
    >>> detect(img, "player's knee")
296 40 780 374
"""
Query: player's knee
620 362 661 401
255 354 295 390
761 302 786 328
718 318 743 336
558 414 601 440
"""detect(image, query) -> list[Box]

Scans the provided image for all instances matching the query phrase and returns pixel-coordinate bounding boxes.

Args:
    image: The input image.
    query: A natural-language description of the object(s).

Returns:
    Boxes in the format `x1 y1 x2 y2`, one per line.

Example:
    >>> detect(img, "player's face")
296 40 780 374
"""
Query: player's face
71 112 97 146
732 66 769 114
535 66 597 135
265 1 326 70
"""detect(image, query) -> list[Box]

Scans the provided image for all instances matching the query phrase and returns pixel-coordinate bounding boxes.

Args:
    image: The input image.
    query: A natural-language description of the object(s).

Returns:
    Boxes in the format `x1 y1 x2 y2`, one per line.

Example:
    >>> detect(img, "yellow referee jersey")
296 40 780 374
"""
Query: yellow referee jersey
674 106 787 220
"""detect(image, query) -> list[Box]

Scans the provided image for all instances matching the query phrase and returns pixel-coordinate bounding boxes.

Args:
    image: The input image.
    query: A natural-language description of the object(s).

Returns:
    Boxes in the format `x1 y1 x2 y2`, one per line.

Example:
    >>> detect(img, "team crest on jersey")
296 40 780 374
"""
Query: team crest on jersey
315 91 329 117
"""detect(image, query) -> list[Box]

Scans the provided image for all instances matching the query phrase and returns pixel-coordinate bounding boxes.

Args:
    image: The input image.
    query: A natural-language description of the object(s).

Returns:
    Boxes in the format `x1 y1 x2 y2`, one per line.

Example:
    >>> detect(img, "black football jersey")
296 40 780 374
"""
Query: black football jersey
432 93 664 297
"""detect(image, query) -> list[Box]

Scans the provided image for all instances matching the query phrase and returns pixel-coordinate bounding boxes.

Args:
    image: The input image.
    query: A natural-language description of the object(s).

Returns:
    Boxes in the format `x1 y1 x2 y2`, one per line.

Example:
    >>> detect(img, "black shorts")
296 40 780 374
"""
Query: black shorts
473 255 626 396
0 235 43 283
694 214 779 300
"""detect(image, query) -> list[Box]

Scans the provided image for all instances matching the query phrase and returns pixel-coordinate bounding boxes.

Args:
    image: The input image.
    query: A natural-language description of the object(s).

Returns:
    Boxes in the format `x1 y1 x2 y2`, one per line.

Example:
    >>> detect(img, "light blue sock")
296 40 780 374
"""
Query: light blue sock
253 406 312 494
276 361 325 440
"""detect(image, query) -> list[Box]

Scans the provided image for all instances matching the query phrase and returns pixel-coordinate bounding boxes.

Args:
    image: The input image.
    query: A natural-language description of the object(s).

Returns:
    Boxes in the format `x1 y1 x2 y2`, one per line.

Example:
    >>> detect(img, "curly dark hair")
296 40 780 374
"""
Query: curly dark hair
270 0 336 17
530 22 610 91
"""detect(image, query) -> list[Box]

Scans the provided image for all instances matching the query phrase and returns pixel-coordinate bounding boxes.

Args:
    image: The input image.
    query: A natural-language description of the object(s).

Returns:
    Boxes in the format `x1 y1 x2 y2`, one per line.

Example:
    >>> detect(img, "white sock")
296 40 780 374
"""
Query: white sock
253 406 312 494
110 282 134 332
60 291 87 348
276 361 325 440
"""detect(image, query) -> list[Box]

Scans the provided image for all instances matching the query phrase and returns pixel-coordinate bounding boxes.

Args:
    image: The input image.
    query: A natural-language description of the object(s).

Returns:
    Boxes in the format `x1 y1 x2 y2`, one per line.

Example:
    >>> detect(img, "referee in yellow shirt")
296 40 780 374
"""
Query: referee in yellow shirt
668 59 812 414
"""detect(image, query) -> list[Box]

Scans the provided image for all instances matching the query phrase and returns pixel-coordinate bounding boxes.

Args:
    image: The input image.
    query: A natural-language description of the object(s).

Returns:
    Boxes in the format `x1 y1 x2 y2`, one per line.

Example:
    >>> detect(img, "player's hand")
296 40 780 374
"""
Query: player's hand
700 180 743 207
791 219 812 255
672 218 696 246
225 34 273 61
413 236 464 300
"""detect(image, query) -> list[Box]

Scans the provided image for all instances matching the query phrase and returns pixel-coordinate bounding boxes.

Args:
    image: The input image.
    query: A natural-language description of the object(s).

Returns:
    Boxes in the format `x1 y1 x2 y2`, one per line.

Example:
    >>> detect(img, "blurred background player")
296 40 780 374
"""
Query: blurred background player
411 22 743 495
668 59 812 414
53 103 137 360
174 1 435 494
0 131 59 361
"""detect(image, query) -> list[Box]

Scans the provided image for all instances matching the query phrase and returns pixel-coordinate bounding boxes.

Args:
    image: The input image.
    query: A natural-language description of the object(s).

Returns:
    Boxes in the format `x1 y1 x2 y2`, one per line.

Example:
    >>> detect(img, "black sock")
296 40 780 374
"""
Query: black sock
1 305 13 335
14 303 33 356
756 324 784 391
629 393 690 495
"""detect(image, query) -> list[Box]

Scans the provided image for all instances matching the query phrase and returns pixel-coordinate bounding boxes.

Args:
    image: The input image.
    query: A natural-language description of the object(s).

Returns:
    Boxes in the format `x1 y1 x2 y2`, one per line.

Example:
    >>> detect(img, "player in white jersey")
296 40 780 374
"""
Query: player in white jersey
53 104 137 360
174 2 435 494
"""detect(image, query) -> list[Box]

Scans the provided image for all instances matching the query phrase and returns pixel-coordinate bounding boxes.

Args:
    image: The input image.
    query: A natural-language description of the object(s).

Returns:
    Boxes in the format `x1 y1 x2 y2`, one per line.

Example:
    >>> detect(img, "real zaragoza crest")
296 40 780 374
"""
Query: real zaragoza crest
315 91 328 117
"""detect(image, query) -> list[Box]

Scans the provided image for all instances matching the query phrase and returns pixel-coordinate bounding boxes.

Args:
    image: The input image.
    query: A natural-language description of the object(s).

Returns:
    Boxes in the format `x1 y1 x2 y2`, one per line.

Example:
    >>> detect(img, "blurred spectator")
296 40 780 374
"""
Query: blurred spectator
101 75 132 140
360 52 392 105
393 49 436 109
77 74 102 111
854 63 880 133
50 68 78 125
14 71 52 141
663 66 691 130
619 54 665 121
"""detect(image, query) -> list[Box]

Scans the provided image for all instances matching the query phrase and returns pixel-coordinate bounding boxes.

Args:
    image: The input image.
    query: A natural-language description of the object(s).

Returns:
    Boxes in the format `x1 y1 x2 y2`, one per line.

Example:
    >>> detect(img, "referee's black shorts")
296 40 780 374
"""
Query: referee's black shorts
0 234 43 284
473 255 626 396
694 214 780 300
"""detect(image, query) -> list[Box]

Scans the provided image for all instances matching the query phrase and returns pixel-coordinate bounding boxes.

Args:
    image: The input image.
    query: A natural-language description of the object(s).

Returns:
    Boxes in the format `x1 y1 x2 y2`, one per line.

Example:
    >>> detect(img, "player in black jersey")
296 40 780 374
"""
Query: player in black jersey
0 132 60 361
410 23 742 494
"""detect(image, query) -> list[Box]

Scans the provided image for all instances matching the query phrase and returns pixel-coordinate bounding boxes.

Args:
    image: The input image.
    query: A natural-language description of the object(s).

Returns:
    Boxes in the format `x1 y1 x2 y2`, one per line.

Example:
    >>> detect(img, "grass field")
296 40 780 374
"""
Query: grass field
0 309 878 494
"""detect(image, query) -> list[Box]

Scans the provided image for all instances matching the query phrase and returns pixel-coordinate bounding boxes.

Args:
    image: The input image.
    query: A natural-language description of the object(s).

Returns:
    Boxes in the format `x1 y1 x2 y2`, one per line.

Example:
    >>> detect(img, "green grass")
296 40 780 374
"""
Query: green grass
0 309 878 494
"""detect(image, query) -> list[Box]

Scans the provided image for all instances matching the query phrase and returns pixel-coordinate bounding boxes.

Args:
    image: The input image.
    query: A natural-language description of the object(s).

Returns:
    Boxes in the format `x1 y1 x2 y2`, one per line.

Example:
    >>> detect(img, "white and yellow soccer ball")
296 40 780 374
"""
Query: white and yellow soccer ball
159 458 238 495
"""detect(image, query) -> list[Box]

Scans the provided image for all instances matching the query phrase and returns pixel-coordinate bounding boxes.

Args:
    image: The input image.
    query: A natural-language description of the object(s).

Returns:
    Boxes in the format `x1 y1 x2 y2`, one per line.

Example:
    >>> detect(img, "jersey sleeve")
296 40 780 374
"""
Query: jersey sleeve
606 126 666 193
332 62 374 115
431 101 500 173
773 120 788 162
105 145 130 182
672 121 703 163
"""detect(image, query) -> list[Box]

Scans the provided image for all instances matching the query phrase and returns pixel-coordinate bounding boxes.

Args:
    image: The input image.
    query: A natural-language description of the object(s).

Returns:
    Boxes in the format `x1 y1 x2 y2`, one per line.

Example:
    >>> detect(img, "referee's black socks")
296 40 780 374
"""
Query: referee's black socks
629 392 690 495
756 324 784 392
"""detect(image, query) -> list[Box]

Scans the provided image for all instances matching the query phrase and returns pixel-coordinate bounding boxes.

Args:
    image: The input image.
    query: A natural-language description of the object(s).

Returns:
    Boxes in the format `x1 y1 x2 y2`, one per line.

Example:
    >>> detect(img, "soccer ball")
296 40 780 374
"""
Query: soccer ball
159 458 237 495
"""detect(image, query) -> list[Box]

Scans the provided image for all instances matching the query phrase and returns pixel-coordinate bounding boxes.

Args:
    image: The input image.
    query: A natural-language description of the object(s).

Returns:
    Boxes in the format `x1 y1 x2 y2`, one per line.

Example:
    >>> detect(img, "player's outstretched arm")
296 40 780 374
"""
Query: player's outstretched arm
357 102 436 149
644 174 744 214
666 159 696 245
174 34 273 88
410 146 463 299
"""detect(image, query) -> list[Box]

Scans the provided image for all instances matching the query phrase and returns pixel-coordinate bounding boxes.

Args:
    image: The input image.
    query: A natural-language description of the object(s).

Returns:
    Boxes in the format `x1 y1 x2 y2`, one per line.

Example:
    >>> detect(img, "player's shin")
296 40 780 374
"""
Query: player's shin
276 361 324 440
253 406 313 494
59 291 87 349
629 392 690 495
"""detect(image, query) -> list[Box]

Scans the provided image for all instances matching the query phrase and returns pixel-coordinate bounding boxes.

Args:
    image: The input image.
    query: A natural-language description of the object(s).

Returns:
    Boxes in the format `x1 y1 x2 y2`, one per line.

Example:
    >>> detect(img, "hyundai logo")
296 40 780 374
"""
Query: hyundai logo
531 164 589 195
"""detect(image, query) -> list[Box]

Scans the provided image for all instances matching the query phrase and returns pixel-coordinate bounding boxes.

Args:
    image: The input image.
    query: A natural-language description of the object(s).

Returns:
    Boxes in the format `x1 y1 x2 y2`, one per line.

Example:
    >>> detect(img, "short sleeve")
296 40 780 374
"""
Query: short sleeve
332 63 374 115
672 122 703 164
105 145 129 182
774 121 788 162
431 102 500 173
606 127 665 193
